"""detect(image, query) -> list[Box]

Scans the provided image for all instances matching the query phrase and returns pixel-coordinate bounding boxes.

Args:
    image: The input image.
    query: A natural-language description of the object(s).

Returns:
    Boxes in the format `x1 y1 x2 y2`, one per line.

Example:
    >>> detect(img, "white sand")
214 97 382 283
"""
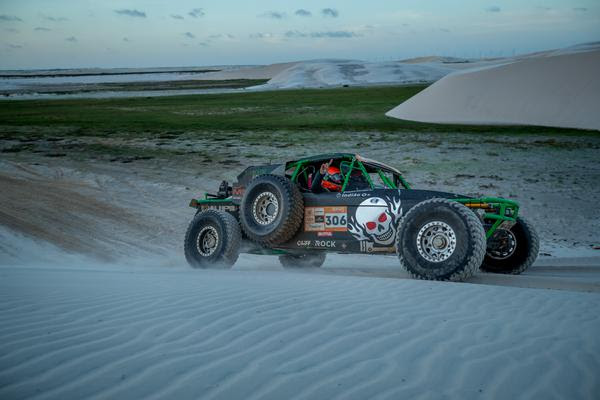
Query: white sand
256 60 457 89
199 62 300 80
1 254 599 400
386 43 600 131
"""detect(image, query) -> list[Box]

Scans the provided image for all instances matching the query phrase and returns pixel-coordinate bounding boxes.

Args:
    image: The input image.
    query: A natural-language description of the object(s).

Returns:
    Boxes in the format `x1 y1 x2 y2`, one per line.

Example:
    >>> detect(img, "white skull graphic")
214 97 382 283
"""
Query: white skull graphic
355 197 396 245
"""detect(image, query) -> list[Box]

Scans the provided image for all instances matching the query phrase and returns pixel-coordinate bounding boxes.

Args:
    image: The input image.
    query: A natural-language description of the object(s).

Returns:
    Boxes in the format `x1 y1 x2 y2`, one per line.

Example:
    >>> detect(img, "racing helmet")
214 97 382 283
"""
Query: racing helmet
322 166 343 191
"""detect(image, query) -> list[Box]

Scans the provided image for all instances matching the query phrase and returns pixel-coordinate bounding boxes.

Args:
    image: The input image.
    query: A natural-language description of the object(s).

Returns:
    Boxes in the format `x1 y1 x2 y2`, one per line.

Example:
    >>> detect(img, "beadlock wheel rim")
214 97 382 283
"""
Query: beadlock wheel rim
487 229 517 260
252 192 279 225
196 226 219 257
416 221 457 263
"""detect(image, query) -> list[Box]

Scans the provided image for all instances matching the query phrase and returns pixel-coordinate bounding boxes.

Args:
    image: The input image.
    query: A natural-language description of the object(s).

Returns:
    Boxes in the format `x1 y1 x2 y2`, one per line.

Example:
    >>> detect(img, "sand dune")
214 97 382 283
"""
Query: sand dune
257 60 457 89
1 261 599 400
386 42 600 131
199 62 300 81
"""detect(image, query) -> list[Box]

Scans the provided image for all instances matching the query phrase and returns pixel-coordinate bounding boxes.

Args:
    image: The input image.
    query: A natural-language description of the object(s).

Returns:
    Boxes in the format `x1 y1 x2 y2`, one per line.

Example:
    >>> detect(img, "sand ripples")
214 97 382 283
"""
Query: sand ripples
1 266 599 399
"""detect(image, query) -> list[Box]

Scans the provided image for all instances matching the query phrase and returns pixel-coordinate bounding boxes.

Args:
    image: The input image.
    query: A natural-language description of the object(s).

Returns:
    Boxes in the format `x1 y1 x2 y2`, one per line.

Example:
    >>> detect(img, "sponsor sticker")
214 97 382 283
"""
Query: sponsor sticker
201 204 237 211
317 231 333 237
336 192 370 198
295 239 336 248
304 206 348 232
314 240 336 248
359 241 396 253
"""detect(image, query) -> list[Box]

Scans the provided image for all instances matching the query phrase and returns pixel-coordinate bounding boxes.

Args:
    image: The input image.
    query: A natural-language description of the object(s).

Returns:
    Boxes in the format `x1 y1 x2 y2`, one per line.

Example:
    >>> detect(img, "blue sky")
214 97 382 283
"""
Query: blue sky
1 0 599 69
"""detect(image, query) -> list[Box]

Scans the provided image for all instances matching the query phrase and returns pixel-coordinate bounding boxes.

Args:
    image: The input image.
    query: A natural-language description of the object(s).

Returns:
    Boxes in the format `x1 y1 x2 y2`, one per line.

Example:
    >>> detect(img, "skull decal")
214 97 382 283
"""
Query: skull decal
349 196 402 245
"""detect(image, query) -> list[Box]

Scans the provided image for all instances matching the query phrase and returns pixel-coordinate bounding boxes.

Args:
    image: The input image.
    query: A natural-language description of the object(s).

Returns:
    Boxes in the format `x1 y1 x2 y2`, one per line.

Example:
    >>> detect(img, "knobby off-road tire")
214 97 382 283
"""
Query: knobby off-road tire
184 209 241 268
240 174 303 246
279 253 326 269
396 198 486 282
480 216 539 274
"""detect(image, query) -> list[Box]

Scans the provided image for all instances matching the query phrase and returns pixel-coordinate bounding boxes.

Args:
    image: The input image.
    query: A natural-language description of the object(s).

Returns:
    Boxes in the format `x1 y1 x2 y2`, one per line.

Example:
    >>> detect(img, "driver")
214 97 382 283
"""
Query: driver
311 159 368 193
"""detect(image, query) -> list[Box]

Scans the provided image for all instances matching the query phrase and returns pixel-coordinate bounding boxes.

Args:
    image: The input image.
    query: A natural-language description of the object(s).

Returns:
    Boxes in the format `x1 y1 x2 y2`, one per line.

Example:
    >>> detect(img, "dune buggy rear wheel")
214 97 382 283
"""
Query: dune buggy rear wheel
480 216 539 274
184 209 241 268
396 198 486 281
279 253 326 269
240 174 303 246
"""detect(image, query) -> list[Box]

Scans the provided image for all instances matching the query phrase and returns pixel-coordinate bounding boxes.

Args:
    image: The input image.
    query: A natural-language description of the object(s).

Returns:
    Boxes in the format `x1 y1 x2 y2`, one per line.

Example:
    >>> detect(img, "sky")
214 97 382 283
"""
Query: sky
1 0 599 69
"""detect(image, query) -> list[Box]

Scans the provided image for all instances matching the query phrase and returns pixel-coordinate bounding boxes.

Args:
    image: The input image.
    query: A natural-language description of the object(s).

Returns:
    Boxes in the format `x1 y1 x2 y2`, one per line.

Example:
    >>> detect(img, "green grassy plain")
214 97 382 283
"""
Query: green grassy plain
1 85 593 140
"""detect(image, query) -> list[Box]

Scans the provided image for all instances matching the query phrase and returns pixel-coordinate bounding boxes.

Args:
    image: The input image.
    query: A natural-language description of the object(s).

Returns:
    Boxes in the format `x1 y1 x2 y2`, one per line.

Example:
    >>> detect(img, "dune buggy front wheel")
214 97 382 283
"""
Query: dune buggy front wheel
184 209 241 268
396 198 486 281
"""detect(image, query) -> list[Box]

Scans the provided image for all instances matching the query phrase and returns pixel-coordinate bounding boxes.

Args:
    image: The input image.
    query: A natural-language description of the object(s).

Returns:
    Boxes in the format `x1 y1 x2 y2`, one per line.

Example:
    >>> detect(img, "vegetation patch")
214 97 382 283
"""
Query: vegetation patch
1 86 594 139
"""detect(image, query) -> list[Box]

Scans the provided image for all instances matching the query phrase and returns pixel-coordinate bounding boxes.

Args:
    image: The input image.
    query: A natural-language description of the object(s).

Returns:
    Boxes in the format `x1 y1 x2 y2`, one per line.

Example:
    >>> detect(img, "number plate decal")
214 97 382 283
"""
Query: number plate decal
305 206 348 232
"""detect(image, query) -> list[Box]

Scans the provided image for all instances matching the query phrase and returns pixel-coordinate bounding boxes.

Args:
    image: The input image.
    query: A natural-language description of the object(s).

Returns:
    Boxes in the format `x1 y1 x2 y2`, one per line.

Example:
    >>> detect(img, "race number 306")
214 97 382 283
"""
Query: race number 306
325 213 347 228
321 206 347 231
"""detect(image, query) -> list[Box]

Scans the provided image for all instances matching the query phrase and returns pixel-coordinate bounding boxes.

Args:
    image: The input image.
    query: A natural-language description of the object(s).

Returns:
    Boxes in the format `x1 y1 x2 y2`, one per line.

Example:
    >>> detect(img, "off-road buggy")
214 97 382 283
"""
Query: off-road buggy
185 153 539 281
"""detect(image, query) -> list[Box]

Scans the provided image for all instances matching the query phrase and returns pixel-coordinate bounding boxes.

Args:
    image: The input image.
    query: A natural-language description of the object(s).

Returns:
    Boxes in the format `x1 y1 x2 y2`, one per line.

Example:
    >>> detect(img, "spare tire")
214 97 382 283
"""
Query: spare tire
396 198 486 282
240 174 303 246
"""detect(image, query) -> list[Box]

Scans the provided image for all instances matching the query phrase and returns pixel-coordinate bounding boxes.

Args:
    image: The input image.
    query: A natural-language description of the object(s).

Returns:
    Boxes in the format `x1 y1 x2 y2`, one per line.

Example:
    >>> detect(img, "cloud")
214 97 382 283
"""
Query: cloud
183 32 196 39
260 11 286 19
8 44 23 49
249 32 273 39
123 37 130 42
34 27 51 31
43 15 68 22
313 31 357 38
285 31 308 38
170 14 184 20
295 9 312 17
573 7 587 12
65 36 77 42
209 33 235 39
114 9 146 18
198 42 209 47
5 28 19 33
188 8 205 18
485 6 501 13
440 28 451 33
322 8 339 18
0 15 23 22
285 30 358 38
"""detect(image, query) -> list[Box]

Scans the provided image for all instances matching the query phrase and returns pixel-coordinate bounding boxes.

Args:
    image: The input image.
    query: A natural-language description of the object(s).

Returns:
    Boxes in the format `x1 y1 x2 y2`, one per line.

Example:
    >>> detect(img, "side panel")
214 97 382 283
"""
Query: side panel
276 189 463 254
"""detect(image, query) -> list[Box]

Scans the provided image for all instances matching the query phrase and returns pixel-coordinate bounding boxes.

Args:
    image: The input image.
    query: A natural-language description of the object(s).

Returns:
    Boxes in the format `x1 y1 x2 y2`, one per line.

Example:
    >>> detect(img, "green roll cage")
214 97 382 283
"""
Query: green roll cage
288 154 411 191
192 155 519 239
